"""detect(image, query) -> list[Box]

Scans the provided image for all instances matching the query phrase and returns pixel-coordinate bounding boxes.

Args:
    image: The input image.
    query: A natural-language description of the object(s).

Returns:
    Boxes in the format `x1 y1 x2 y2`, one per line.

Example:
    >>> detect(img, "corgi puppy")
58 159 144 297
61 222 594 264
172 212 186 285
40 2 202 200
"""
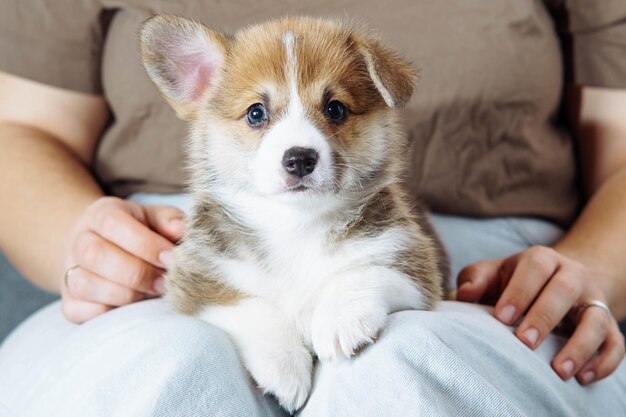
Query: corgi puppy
140 16 446 413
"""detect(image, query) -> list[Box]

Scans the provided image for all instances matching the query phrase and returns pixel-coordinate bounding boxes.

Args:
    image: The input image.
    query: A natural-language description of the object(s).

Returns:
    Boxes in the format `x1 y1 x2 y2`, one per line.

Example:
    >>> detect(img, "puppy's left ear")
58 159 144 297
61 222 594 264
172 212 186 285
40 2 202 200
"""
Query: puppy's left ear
357 39 417 108
140 15 229 120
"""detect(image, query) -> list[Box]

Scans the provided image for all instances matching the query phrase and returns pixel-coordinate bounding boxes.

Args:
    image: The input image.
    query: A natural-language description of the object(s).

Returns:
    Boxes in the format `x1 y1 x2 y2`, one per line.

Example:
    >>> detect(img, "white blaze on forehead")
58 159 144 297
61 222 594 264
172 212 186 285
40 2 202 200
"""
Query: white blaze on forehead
283 31 297 88
282 31 303 116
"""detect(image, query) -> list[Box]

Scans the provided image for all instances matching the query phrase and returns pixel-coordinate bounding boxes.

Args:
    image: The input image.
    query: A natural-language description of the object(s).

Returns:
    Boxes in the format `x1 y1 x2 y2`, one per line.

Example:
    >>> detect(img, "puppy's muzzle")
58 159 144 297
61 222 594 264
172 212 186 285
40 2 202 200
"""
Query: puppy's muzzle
282 147 318 178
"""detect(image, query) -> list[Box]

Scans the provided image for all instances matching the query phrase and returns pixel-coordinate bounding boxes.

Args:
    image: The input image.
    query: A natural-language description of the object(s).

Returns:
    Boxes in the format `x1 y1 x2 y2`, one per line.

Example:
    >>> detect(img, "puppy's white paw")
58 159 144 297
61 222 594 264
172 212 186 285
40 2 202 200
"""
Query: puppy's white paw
247 346 313 413
311 301 388 362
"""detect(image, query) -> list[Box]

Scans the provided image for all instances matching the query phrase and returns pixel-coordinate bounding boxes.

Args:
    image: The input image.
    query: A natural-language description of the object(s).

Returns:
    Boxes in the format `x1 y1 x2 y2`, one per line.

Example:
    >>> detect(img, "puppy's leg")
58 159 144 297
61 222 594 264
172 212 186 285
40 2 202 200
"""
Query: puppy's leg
311 267 424 362
200 298 312 413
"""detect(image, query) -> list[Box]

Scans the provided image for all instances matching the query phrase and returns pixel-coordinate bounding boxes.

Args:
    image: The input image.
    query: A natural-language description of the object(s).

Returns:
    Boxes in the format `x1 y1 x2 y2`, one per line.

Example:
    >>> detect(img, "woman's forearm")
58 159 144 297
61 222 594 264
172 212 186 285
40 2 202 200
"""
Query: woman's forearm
0 122 103 293
554 166 626 321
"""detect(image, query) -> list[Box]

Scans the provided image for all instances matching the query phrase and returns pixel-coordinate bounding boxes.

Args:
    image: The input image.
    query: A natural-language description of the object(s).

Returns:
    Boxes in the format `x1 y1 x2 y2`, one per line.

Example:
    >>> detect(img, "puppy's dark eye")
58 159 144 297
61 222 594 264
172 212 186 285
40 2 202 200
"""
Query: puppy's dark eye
326 100 347 122
246 103 268 127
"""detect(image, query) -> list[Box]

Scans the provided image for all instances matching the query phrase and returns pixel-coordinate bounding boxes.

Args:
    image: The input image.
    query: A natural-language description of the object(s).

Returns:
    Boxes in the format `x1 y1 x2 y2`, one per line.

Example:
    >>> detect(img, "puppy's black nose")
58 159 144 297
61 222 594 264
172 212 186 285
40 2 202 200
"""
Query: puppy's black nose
282 147 318 178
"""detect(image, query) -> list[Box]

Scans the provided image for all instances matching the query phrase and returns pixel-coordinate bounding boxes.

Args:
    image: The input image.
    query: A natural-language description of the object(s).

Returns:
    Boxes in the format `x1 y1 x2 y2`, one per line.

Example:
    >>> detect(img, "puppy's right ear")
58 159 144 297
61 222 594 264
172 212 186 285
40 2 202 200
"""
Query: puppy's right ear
140 15 228 120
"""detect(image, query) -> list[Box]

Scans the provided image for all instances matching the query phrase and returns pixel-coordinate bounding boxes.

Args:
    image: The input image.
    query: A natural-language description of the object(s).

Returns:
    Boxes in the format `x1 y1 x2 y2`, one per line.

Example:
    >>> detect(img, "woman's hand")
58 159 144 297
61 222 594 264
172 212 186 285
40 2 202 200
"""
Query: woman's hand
457 245 625 385
61 197 185 323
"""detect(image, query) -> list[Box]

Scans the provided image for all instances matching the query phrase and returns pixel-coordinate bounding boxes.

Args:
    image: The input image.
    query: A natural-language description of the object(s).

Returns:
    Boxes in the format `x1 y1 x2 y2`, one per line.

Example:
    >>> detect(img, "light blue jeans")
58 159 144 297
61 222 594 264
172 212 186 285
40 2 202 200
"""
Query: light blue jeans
0 194 624 417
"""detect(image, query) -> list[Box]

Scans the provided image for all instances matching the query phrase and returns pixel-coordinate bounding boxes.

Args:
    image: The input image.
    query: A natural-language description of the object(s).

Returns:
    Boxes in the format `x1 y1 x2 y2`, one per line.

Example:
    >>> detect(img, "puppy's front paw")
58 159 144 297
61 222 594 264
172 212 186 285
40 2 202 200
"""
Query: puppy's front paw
311 301 388 362
247 346 313 413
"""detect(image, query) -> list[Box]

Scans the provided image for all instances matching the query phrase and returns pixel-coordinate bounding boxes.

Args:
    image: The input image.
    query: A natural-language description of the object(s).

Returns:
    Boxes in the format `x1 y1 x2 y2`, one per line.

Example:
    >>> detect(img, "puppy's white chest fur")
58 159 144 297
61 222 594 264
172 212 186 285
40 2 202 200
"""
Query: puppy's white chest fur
209 191 415 324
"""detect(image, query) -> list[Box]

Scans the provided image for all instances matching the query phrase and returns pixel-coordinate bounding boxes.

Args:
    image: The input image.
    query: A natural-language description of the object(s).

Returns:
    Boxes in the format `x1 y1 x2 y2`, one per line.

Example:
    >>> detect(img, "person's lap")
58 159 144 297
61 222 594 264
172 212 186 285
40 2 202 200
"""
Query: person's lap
0 298 286 417
4 300 625 417
1 194 625 416
302 301 626 416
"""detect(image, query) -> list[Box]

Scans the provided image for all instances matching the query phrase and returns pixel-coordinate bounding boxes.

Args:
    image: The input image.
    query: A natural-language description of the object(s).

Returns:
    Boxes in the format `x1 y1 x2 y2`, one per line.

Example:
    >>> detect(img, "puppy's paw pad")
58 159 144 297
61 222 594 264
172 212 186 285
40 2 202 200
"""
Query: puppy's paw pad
250 349 313 413
311 305 387 362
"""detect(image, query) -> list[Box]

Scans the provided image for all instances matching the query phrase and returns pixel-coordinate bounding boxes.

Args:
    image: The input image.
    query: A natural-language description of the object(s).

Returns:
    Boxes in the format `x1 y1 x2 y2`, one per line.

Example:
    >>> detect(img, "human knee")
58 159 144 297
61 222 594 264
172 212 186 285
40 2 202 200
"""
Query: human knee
363 310 450 362
136 315 238 365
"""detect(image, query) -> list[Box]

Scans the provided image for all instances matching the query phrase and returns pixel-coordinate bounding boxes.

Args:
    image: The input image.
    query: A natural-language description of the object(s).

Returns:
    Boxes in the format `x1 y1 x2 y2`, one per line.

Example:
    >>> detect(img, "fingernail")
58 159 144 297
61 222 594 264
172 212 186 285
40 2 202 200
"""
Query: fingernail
458 281 472 291
522 327 539 347
497 304 516 324
169 219 184 235
153 277 165 294
580 370 596 385
159 250 173 267
560 359 575 379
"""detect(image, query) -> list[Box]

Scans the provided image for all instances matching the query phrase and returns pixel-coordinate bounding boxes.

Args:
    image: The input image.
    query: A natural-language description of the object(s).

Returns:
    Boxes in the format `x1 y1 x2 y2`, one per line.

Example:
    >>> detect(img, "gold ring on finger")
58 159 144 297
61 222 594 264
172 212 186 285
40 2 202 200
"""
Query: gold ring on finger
64 265 80 290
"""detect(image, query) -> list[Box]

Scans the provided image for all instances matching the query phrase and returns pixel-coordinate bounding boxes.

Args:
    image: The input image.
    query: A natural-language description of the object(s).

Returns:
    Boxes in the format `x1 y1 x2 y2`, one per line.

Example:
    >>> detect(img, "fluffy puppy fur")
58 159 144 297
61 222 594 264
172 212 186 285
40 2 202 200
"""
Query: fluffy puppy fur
140 16 446 412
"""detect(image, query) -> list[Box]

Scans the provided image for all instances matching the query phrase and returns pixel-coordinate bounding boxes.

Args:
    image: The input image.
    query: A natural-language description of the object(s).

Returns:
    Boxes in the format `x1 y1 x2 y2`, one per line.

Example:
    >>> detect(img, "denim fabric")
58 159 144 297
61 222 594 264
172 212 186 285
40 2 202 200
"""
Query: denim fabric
301 302 626 417
0 299 287 417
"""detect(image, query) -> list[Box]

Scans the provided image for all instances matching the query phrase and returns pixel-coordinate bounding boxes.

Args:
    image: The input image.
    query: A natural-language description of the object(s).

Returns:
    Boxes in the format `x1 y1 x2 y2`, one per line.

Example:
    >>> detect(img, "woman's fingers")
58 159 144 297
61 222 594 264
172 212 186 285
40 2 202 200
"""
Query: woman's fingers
73 230 164 295
572 316 625 385
582 324 626 383
65 266 147 307
60 197 185 323
457 245 623 384
575 322 624 385
512 268 583 348
456 259 503 302
551 304 611 380
89 203 175 268
61 293 113 324
493 247 560 326
144 205 185 242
